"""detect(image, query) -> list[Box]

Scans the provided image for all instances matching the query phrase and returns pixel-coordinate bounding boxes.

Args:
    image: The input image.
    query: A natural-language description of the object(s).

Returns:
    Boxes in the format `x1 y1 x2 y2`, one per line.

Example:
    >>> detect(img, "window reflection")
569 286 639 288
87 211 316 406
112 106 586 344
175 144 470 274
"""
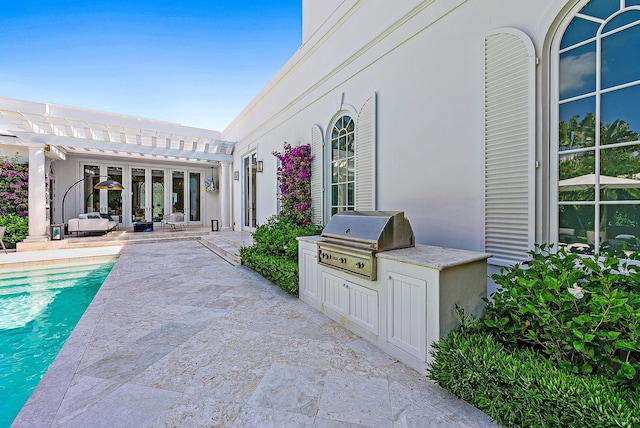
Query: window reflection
602 10 640 34
601 23 640 89
601 86 640 139
579 0 619 20
559 204 596 252
559 152 596 202
599 145 640 201
598 204 640 256
330 115 355 214
560 17 599 49
558 1 640 255
559 42 596 100
559 99 596 150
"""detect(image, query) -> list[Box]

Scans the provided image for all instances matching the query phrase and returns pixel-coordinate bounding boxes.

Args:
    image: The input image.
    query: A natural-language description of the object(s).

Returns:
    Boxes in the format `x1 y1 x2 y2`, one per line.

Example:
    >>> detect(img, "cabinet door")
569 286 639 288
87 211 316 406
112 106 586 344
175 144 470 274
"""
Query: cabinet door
300 247 319 306
322 271 379 335
322 272 350 316
387 272 426 358
349 283 378 334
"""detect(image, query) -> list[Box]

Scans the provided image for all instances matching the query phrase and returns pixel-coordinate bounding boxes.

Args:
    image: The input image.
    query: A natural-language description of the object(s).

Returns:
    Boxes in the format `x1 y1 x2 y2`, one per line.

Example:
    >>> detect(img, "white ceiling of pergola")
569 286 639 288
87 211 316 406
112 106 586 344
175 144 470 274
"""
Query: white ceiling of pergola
0 97 234 164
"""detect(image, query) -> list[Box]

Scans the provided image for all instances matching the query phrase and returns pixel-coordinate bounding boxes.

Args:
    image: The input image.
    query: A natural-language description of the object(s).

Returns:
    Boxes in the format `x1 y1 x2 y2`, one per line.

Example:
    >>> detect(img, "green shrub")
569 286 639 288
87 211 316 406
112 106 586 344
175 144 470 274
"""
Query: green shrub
429 325 640 428
251 215 321 261
483 244 640 385
0 214 28 249
240 246 299 296
241 214 321 296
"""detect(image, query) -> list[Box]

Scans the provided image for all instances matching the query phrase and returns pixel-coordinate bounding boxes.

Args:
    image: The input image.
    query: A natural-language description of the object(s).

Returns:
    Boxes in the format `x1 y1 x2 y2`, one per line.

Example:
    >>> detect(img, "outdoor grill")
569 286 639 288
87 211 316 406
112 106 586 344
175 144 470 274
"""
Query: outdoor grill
318 211 415 281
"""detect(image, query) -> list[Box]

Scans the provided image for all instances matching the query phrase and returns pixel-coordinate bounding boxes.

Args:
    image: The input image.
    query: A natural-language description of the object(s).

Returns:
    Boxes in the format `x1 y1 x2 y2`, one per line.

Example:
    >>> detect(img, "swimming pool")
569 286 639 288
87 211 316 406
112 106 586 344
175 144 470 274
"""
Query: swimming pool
0 260 116 427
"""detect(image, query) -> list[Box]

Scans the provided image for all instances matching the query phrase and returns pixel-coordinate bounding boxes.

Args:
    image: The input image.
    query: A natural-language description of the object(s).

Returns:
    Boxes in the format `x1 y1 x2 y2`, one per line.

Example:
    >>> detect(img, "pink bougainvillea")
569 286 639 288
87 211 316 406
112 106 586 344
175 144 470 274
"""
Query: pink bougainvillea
273 143 313 225
0 157 28 217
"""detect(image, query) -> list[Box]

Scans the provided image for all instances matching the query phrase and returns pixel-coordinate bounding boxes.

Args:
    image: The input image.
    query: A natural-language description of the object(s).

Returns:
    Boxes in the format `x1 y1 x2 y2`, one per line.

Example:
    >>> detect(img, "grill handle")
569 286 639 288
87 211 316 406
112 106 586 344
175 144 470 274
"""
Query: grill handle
320 235 377 250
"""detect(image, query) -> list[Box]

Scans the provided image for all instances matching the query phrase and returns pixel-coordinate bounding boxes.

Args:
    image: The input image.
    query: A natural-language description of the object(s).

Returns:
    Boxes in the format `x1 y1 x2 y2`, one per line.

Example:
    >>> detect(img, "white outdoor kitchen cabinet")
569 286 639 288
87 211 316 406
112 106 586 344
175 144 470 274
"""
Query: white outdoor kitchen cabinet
298 236 490 373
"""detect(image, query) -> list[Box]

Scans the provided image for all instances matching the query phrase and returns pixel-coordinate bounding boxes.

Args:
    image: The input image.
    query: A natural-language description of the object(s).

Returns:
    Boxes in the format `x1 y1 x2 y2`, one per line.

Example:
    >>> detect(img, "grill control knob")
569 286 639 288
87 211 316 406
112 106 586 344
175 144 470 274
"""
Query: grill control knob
356 262 365 269
339 257 347 264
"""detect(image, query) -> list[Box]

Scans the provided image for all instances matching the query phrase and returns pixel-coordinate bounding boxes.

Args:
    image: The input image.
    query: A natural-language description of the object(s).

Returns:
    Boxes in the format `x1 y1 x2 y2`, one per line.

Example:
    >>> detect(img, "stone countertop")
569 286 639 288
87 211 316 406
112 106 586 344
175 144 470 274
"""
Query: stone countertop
299 236 491 271
377 244 491 271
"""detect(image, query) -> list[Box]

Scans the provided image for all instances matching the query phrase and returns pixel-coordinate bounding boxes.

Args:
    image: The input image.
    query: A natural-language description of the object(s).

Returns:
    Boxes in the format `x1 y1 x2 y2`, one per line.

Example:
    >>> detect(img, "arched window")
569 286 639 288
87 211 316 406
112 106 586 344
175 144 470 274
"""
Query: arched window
557 0 640 255
329 114 355 215
310 96 375 225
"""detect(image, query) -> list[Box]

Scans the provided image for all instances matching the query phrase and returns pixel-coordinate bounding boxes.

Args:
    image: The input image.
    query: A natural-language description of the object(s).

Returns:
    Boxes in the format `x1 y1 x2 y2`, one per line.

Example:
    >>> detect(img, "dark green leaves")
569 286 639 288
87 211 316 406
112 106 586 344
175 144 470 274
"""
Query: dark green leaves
483 244 640 385
429 329 640 427
240 214 321 296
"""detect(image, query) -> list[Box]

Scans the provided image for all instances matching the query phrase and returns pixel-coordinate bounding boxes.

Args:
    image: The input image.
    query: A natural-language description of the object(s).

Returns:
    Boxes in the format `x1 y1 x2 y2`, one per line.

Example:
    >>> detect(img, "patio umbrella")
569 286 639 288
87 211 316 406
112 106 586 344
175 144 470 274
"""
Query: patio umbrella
559 173 640 191
559 173 640 248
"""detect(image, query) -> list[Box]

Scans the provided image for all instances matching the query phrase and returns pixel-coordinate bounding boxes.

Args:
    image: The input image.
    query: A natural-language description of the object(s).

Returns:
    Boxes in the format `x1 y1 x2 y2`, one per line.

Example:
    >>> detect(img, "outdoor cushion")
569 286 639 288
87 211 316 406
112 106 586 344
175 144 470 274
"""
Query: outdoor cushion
68 217 117 235
78 213 102 219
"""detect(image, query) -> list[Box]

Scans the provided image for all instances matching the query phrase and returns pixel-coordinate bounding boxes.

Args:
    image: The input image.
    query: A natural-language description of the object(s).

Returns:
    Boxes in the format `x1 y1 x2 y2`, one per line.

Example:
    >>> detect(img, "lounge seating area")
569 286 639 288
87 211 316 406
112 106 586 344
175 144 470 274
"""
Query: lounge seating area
67 213 118 236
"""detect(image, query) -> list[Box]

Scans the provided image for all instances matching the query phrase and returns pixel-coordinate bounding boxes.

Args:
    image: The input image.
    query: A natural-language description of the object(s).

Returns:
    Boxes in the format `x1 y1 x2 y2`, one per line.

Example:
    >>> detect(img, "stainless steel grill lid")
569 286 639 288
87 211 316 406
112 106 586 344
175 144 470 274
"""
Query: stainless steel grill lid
320 211 414 251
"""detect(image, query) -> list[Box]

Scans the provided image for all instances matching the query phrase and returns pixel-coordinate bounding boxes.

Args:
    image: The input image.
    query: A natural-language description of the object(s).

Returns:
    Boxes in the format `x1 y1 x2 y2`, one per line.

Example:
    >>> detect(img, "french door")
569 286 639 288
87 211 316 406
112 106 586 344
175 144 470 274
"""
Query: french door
131 168 165 223
243 153 257 231
83 164 124 226
170 170 202 223
80 163 203 228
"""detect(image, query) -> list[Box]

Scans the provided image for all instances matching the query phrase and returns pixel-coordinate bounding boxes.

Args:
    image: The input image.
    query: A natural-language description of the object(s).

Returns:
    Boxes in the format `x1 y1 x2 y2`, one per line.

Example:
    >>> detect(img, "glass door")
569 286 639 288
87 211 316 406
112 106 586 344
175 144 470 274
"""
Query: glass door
83 165 101 214
243 153 257 231
188 172 201 223
151 169 165 222
131 168 147 223
170 170 202 224
171 170 185 216
82 164 123 226
105 166 123 225
131 168 166 225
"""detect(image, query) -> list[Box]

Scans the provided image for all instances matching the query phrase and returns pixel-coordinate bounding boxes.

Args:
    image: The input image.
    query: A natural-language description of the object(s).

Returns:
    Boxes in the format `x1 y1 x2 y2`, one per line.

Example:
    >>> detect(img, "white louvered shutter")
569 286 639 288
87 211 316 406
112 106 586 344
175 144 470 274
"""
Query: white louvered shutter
355 94 377 211
484 29 536 265
311 124 324 225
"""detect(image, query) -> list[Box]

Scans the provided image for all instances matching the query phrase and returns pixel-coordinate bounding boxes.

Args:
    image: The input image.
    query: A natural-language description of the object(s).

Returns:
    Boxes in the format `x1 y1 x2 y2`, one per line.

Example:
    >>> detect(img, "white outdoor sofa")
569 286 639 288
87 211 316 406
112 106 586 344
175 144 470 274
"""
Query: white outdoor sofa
67 213 118 236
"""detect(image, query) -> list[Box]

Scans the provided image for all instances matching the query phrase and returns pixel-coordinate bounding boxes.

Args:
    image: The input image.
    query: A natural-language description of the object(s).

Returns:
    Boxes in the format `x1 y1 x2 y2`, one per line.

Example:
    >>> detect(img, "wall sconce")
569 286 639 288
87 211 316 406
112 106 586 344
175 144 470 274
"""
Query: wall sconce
234 171 239 181
257 161 263 173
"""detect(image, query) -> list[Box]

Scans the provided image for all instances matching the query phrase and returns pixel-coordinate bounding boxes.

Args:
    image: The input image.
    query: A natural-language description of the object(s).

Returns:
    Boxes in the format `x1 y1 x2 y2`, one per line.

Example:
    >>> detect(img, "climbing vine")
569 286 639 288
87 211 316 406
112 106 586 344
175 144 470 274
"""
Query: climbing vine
273 143 313 225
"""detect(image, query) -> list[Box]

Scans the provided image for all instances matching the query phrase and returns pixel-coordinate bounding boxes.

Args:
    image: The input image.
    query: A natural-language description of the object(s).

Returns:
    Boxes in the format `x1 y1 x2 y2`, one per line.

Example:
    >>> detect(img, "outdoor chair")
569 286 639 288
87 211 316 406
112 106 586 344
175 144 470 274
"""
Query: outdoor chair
161 213 186 231
0 226 8 254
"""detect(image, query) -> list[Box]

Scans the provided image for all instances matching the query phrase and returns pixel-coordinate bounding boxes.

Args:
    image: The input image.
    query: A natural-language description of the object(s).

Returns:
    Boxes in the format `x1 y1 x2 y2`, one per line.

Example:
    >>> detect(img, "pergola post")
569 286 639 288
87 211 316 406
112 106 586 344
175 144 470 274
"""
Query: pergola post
220 161 232 230
24 145 49 242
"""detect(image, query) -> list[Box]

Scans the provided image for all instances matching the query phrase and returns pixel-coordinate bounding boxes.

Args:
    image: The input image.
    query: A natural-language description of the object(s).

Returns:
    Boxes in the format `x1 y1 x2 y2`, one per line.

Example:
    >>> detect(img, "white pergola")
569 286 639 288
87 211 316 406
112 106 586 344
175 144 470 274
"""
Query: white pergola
0 96 236 244
0 97 234 163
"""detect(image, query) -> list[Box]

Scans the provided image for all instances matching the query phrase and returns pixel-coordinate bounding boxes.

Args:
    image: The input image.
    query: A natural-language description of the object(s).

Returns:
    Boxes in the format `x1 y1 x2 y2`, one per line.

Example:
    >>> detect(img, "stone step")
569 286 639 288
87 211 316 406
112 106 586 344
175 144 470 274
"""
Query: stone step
198 238 241 265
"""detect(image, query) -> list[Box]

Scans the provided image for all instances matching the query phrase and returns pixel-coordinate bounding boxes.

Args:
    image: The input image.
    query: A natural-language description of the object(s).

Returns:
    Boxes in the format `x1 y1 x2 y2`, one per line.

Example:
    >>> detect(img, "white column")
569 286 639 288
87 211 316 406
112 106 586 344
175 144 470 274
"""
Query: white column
220 161 232 230
25 145 48 241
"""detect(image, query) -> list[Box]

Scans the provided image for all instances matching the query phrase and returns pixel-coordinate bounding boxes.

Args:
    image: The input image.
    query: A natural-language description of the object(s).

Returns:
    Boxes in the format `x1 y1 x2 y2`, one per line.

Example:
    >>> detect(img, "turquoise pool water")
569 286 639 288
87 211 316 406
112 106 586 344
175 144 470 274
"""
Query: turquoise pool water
0 260 115 427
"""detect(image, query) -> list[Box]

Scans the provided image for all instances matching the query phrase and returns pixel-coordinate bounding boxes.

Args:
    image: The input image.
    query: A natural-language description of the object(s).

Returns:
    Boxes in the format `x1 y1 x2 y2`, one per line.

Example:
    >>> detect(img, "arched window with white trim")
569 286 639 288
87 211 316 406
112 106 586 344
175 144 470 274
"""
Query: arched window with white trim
556 0 640 255
329 113 356 216
310 95 376 225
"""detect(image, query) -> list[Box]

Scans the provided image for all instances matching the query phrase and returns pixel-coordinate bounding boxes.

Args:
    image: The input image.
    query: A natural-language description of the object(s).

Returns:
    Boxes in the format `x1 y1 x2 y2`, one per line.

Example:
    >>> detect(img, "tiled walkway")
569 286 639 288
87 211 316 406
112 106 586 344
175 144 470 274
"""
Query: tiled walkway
11 239 497 427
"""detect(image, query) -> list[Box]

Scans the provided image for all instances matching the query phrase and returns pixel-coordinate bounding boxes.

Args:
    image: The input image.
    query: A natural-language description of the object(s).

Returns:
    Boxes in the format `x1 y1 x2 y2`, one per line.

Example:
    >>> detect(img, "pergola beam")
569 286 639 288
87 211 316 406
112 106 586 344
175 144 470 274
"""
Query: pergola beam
11 131 233 163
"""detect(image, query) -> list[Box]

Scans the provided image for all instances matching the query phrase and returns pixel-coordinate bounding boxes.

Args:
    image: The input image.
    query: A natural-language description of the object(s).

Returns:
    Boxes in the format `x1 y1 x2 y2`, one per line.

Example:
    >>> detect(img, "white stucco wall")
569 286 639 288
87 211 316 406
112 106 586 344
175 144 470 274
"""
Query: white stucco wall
224 0 576 254
301 0 344 43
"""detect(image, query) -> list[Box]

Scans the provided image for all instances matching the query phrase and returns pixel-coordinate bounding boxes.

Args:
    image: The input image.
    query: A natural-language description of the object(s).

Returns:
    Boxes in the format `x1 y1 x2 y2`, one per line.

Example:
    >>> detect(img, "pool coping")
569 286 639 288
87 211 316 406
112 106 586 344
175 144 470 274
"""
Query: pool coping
0 246 124 270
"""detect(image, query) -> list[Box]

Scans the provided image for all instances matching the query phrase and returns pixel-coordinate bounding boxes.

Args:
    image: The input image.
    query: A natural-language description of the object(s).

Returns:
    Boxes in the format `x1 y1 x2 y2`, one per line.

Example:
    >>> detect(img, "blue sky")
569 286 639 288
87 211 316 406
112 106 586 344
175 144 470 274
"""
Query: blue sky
0 1 302 131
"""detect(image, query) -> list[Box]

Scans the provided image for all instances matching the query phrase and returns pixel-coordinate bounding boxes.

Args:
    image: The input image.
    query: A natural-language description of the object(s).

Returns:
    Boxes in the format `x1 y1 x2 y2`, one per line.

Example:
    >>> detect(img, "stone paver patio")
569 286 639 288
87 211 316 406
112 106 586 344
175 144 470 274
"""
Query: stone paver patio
11 239 497 427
